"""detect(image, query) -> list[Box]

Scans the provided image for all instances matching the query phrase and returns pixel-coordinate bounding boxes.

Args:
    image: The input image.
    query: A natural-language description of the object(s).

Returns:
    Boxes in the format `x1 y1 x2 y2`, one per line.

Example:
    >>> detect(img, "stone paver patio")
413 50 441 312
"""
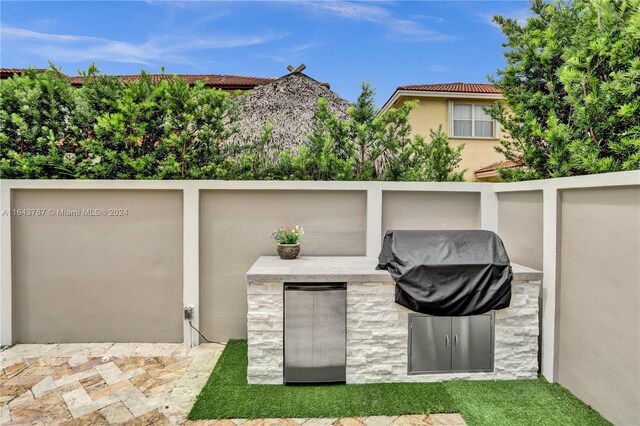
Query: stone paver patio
1 343 466 426
1 342 224 425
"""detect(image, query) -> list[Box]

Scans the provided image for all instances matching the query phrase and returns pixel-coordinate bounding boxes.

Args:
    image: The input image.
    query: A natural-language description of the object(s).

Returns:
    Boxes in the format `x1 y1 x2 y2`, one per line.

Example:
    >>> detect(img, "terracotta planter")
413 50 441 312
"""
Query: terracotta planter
277 243 300 260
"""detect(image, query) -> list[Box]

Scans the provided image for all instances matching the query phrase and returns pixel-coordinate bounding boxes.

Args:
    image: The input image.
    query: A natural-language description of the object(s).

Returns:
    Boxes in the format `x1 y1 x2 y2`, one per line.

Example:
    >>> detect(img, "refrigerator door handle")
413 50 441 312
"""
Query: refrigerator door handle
285 285 345 291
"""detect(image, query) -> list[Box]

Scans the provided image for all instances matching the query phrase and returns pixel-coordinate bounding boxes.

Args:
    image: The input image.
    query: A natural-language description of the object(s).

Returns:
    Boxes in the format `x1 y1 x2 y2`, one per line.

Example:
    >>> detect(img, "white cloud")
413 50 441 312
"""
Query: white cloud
252 41 318 66
301 1 388 22
289 42 318 53
411 14 445 24
290 1 453 42
1 26 105 43
387 19 452 41
1 25 286 66
253 53 289 64
194 11 232 26
477 7 533 29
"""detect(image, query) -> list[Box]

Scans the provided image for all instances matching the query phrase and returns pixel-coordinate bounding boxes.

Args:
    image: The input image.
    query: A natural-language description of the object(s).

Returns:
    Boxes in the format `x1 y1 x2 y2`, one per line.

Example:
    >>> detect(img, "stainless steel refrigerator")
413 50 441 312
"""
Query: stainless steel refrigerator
284 283 346 384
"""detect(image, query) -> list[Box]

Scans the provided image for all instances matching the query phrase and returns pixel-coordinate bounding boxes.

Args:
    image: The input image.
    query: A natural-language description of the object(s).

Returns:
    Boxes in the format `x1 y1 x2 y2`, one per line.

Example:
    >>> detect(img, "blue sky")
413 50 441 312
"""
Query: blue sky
1 1 532 105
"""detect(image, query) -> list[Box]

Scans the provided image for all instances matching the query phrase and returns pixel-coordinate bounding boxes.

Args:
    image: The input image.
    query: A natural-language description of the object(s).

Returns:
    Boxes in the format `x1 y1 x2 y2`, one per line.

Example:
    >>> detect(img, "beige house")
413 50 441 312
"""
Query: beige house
381 83 512 181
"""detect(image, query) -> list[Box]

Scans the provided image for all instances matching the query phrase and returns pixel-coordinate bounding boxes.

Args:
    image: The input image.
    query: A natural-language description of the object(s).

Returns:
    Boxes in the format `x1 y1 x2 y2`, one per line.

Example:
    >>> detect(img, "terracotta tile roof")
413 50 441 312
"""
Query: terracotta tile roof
398 82 503 94
1 68 46 73
1 68 277 90
67 74 277 89
475 159 524 174
0 68 47 78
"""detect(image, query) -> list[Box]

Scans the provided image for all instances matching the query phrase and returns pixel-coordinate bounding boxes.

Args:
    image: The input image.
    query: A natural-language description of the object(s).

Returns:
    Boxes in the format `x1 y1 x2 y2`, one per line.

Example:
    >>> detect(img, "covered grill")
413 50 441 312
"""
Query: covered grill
377 230 512 316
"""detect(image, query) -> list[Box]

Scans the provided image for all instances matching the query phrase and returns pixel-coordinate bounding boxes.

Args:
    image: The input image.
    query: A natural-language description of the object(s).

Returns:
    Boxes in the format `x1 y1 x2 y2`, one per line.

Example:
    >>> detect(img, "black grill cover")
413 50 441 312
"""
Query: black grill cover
377 230 512 316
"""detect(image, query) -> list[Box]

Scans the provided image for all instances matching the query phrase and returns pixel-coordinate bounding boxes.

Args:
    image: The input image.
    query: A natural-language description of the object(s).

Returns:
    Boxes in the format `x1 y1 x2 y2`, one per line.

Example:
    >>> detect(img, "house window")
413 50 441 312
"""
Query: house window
452 103 494 138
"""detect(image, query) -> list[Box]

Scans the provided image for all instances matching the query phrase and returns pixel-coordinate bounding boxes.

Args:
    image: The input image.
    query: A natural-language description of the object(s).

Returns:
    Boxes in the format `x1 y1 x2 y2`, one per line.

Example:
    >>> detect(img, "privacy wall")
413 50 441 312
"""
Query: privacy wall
497 191 543 271
1 173 639 426
199 190 367 341
11 189 183 343
557 186 640 426
381 191 481 233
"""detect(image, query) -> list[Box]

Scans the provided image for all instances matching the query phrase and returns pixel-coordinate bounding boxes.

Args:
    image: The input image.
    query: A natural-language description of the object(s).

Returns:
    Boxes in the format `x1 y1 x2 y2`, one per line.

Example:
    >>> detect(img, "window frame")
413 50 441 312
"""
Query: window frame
448 101 499 140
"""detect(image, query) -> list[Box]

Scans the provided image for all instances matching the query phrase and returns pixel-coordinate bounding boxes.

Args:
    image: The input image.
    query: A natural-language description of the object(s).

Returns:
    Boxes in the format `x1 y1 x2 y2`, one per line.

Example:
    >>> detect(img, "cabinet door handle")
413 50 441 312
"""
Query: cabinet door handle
445 335 449 349
453 334 458 351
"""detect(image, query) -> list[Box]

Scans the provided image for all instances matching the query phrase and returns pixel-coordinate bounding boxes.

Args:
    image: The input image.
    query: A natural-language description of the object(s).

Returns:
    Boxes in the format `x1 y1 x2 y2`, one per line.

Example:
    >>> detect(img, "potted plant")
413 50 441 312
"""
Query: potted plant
272 224 304 259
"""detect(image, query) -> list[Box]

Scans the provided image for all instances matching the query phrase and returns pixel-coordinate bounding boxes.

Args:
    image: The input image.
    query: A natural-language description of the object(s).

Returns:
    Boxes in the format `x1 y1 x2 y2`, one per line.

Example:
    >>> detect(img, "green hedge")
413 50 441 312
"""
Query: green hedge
0 66 464 181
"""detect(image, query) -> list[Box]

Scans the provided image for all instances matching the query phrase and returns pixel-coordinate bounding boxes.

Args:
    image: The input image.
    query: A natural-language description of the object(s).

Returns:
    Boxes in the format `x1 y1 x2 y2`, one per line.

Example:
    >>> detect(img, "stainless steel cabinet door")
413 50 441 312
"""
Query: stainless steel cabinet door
451 314 493 372
284 285 346 383
409 315 452 373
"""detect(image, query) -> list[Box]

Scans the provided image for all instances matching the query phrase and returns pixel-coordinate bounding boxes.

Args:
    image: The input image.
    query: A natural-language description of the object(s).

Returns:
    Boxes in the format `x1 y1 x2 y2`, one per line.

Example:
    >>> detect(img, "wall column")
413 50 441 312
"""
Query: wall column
481 190 499 232
541 187 560 381
366 187 383 257
183 187 200 346
0 183 12 345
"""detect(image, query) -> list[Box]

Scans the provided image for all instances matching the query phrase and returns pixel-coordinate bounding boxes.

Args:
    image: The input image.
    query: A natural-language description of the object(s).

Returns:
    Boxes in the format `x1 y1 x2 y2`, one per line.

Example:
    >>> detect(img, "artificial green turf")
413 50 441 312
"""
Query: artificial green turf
188 340 610 426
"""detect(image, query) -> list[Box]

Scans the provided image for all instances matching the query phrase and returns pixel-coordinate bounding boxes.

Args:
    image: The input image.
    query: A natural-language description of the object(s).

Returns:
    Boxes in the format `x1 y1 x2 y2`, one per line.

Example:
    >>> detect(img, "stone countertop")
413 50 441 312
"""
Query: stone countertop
246 256 543 283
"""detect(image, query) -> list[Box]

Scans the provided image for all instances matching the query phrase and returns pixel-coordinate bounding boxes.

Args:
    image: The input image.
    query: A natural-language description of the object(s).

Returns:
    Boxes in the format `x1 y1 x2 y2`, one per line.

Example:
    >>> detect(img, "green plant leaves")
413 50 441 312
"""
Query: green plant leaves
488 0 640 181
2 67 467 182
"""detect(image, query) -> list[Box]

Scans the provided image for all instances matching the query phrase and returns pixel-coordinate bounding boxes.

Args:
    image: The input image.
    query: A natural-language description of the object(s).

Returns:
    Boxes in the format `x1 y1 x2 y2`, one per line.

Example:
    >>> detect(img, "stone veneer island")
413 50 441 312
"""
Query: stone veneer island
246 256 542 385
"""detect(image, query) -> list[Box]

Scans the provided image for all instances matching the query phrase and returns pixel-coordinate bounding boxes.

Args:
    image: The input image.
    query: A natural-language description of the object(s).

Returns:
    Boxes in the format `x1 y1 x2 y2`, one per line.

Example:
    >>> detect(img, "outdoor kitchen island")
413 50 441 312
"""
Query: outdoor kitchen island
246 256 542 385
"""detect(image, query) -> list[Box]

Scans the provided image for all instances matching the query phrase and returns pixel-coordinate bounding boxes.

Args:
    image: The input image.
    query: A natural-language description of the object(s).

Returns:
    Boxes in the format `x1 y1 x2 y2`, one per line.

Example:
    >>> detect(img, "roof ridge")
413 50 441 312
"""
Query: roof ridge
0 67 47 73
2 68 277 81
68 73 276 79
268 72 332 90
395 82 503 94
400 81 496 86
195 73 276 80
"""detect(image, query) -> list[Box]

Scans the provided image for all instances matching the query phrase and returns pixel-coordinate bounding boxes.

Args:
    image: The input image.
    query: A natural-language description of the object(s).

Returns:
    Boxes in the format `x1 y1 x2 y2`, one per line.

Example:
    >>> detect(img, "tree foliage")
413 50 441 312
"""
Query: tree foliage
1 66 465 181
290 98 355 180
387 126 465 182
289 83 465 182
489 0 640 181
1 66 244 179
